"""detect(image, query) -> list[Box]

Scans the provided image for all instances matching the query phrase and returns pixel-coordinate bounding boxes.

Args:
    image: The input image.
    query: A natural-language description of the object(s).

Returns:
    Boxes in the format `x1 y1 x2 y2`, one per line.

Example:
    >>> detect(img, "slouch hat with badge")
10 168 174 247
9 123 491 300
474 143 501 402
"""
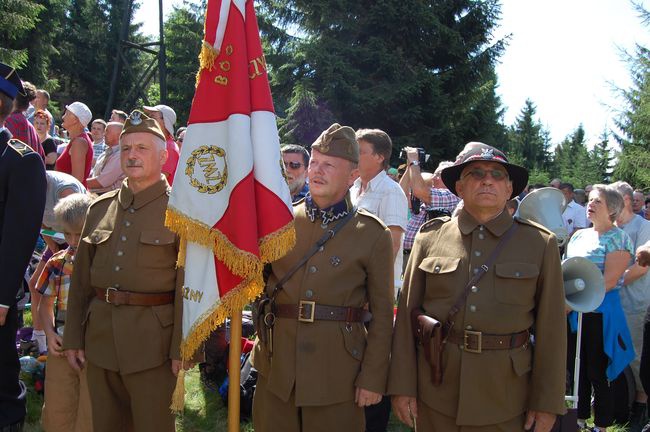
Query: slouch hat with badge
311 123 359 163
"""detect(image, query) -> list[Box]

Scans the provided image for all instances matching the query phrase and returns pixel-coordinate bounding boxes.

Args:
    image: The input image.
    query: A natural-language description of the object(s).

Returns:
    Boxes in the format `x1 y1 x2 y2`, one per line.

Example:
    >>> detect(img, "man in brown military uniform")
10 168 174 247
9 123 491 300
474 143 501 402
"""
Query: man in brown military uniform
251 124 395 431
63 111 184 432
389 144 566 431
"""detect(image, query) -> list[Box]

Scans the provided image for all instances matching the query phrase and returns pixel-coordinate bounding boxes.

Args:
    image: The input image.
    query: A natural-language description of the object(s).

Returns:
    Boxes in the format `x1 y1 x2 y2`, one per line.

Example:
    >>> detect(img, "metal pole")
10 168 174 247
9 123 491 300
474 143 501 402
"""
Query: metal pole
158 0 167 103
565 312 583 409
106 0 133 118
228 311 242 432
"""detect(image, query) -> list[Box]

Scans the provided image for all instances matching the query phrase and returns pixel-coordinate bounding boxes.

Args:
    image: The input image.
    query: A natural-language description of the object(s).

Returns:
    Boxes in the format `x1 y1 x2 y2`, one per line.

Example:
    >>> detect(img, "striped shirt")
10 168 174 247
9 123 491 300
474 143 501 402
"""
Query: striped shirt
37 247 75 313
403 188 461 250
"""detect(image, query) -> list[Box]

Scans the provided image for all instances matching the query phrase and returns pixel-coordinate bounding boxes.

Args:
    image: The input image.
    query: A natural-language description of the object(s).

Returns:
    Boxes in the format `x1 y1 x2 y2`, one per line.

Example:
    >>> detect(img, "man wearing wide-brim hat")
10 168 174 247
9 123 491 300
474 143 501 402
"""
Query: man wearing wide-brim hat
251 123 395 431
64 110 192 432
0 62 47 432
388 143 566 431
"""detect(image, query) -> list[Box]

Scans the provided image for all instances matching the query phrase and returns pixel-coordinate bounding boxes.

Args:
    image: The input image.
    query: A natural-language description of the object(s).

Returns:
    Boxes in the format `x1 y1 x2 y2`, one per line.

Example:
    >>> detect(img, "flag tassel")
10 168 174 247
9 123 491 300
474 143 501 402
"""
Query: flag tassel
170 368 186 413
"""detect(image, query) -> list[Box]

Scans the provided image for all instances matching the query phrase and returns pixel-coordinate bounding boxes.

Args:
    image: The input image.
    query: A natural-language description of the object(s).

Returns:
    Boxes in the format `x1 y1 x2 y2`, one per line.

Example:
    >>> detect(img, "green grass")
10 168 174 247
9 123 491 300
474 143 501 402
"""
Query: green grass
17 310 627 431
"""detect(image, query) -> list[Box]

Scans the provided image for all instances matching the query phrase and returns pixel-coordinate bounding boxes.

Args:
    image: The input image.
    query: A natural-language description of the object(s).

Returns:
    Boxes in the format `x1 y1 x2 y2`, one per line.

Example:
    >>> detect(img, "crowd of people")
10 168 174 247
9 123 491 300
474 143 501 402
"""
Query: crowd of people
2 60 650 432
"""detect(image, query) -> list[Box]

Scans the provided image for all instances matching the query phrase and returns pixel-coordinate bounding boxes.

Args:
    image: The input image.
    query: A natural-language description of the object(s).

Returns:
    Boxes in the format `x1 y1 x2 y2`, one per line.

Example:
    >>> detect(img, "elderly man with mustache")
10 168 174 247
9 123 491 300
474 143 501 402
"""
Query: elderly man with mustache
63 110 189 432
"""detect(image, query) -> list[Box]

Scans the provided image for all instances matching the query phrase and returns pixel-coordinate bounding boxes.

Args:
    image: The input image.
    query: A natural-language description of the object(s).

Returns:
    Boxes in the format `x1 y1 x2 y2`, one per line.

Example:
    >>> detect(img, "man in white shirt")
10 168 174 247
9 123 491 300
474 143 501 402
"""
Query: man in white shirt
350 128 408 293
560 182 587 236
86 122 125 194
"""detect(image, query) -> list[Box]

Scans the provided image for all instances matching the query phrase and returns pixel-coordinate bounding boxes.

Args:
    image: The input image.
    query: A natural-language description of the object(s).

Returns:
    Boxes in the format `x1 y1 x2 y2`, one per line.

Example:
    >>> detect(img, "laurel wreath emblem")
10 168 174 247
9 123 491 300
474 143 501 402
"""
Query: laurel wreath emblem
185 146 228 194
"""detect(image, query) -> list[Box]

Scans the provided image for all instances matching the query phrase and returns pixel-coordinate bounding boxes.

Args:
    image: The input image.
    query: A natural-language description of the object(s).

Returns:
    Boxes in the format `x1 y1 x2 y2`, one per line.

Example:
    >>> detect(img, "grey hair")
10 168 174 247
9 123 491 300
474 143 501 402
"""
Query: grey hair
610 181 634 201
153 136 166 152
591 184 624 222
54 193 92 231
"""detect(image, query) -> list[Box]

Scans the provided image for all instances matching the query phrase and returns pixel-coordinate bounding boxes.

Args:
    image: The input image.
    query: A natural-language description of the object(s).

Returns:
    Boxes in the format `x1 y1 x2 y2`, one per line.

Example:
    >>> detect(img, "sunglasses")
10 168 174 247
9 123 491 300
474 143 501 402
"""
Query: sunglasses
462 168 509 181
286 161 304 169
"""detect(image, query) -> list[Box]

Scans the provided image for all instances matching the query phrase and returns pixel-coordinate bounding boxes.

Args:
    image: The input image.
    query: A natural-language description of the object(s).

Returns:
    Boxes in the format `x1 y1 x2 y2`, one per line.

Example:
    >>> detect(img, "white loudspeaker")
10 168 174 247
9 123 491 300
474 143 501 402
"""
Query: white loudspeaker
562 256 605 313
517 187 569 247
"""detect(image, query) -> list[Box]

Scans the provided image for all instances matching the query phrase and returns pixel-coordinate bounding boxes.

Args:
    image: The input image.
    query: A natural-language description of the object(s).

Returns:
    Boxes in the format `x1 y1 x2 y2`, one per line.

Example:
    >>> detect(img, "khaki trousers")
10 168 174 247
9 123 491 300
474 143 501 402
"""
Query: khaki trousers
417 402 527 432
41 353 93 432
253 373 364 432
86 361 176 432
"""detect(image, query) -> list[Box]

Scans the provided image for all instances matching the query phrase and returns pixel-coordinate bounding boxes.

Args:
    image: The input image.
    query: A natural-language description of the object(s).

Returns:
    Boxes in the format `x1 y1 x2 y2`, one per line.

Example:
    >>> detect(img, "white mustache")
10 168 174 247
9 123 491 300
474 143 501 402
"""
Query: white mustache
126 160 142 167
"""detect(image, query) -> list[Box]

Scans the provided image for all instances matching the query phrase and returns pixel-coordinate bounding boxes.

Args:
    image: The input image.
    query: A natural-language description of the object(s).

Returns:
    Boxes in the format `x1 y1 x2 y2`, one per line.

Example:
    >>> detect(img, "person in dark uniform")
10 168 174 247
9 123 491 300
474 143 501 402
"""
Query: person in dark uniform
0 63 47 431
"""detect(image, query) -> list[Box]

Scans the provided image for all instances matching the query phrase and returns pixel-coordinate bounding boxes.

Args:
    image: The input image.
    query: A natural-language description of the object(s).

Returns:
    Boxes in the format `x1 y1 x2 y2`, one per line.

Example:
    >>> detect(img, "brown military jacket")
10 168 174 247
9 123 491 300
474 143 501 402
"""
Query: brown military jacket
388 209 566 426
63 176 183 374
251 196 394 407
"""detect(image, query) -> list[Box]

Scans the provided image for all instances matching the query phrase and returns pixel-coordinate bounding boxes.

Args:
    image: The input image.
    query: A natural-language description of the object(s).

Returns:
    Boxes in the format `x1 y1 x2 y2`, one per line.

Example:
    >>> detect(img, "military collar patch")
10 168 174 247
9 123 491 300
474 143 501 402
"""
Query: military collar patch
305 194 351 225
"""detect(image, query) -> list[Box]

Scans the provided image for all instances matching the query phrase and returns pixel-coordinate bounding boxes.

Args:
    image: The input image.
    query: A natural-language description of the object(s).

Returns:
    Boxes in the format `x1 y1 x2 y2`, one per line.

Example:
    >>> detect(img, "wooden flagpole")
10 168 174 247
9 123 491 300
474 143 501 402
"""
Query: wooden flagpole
228 309 242 431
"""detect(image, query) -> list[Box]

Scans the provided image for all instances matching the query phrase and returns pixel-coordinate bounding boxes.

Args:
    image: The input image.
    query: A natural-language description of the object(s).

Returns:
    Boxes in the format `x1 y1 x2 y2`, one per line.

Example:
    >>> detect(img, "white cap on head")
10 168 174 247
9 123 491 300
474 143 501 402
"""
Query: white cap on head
143 104 176 136
65 101 92 127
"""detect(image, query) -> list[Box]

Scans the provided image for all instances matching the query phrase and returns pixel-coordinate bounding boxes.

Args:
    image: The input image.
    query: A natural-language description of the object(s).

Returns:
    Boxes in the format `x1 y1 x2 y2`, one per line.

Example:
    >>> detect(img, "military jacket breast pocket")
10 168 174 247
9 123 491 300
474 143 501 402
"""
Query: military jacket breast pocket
83 229 112 266
137 230 177 269
419 256 461 298
494 263 539 306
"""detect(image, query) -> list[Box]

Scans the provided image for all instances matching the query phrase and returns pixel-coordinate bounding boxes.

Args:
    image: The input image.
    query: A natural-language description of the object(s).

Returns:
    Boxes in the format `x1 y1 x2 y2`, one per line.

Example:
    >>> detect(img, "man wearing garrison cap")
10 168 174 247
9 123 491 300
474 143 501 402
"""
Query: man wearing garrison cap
0 62 46 432
388 143 566 431
64 110 193 432
252 123 395 431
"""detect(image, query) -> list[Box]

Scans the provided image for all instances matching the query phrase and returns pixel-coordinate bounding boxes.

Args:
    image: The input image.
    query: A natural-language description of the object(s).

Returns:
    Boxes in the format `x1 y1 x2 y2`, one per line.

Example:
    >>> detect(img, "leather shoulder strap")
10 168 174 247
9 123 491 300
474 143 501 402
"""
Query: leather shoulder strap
270 207 357 298
444 222 519 333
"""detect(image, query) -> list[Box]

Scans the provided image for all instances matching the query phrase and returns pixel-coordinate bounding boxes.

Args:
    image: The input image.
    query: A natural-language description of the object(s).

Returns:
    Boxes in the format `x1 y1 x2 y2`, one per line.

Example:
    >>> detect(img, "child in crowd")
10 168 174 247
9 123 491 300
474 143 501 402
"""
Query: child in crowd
36 193 93 432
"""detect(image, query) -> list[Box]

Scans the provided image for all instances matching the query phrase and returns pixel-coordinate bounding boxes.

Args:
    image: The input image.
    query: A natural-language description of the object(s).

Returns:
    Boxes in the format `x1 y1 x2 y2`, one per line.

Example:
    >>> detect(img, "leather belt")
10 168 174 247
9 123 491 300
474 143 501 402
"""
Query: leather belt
274 301 372 323
95 288 174 306
447 329 529 354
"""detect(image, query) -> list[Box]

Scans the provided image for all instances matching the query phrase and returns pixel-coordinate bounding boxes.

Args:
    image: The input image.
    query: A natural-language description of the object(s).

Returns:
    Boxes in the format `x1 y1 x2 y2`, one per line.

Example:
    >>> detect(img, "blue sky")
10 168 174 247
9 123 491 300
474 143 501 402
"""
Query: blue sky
137 0 650 146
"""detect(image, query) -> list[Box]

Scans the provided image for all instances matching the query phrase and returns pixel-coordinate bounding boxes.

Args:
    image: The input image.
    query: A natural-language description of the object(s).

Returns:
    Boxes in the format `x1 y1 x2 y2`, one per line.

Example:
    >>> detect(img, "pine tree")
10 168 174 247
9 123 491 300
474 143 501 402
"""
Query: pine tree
507 99 548 171
257 0 507 166
0 0 45 67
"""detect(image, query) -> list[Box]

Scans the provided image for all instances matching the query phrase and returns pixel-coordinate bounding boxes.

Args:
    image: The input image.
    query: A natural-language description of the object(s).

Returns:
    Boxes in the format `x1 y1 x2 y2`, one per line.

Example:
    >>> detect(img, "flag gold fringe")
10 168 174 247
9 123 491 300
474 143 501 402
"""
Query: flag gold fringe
196 41 219 86
169 369 185 412
259 221 296 263
179 275 264 361
165 207 263 278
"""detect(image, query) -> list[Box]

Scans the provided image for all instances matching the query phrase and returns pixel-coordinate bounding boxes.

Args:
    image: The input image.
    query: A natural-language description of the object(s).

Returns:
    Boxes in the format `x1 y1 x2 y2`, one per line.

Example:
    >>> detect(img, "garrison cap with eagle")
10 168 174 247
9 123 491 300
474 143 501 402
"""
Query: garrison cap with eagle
311 123 359 163
441 143 529 199
0 62 25 100
120 110 166 141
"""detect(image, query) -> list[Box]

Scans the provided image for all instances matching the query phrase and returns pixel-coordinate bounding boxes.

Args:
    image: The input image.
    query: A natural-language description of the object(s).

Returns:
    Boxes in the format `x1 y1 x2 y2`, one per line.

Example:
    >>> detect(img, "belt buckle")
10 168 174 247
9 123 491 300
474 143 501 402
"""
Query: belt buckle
464 330 482 354
105 287 118 304
298 300 315 323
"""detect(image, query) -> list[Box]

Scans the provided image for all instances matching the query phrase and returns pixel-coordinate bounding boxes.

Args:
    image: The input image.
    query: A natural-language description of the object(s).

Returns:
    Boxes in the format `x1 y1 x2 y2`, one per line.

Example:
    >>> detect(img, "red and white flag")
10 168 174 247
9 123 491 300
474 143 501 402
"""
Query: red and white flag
165 0 295 362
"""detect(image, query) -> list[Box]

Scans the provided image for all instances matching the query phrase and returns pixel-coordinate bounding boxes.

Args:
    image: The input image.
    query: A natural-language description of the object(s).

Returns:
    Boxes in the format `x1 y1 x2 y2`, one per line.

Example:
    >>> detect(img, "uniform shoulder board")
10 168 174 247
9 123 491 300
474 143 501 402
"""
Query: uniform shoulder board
7 139 35 157
356 207 387 227
419 215 451 232
90 189 120 206
514 215 553 235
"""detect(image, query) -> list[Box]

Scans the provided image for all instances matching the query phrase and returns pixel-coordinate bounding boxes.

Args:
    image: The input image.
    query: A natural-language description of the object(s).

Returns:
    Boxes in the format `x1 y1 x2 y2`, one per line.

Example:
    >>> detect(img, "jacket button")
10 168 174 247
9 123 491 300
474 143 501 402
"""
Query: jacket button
318 246 324 252
478 233 485 240
129 208 135 214
352 349 359 357
124 221 131 227
117 251 124 256
469 305 476 312
471 286 478 293
466 325 473 330
515 271 521 277
305 290 313 299
474 251 481 257
115 266 121 272
308 266 317 274
154 239 160 244
121 235 127 241
473 268 479 274
434 266 441 273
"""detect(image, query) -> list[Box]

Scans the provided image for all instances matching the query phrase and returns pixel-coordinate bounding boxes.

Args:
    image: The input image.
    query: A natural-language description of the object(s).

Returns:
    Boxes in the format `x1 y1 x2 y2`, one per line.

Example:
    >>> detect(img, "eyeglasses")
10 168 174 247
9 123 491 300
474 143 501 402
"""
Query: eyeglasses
286 161 304 169
462 168 509 181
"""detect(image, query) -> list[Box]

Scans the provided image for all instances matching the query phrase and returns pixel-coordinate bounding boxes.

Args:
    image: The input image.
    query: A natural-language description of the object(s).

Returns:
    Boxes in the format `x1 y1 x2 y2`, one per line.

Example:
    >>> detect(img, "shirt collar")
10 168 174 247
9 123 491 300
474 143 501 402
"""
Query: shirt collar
458 207 513 236
305 192 353 224
118 175 170 210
